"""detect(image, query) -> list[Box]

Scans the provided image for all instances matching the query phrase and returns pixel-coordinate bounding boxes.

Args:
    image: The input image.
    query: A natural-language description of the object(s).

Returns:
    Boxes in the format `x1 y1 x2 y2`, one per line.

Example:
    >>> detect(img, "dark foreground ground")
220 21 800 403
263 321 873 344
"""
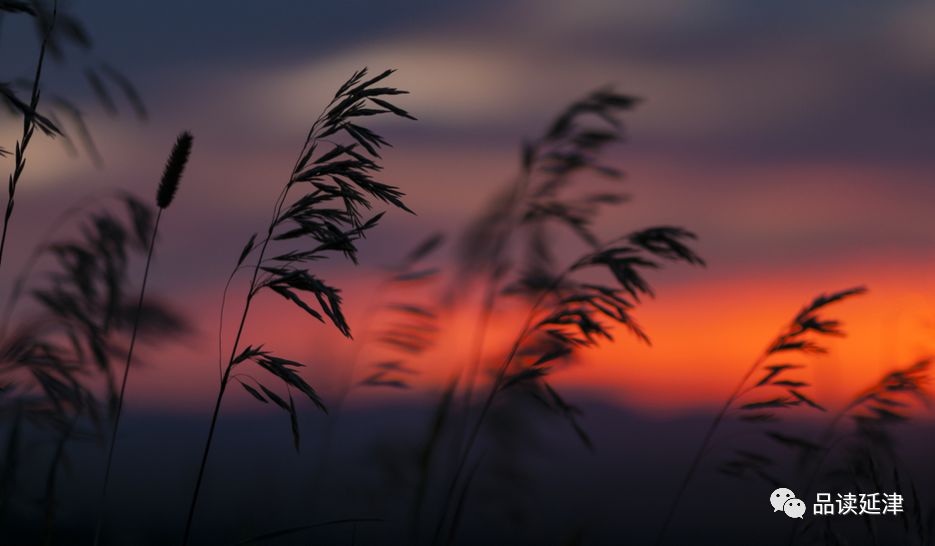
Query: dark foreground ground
1 395 931 545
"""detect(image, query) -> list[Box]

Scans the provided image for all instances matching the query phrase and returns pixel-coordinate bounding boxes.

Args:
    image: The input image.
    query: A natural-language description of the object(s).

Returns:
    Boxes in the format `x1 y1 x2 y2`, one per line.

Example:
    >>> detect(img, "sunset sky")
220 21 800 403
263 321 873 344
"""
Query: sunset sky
3 0 935 414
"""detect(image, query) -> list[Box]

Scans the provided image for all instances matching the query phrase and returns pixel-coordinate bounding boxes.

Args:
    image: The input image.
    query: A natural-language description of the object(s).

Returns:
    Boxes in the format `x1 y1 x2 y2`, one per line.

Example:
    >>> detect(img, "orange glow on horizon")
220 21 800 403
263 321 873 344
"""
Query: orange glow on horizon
127 251 935 420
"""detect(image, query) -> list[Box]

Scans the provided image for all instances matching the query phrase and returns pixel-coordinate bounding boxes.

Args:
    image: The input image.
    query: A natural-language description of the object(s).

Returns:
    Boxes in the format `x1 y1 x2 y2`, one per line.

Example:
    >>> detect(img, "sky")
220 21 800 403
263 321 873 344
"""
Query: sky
2 0 934 414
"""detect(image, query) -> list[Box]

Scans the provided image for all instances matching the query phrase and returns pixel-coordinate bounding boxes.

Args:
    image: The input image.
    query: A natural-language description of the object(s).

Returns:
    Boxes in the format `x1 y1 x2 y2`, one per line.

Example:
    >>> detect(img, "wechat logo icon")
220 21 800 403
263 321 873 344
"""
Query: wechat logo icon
771 488 805 519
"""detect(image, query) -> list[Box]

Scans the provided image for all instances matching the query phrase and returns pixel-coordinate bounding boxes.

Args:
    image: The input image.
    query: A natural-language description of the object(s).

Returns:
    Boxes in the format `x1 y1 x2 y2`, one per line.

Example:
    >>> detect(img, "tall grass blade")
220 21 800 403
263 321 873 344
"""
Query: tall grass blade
92 132 193 545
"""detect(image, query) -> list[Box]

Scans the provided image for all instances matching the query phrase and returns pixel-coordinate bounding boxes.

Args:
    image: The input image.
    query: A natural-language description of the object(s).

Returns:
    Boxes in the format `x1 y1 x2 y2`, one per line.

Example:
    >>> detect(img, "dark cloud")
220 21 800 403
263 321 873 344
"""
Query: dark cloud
71 0 499 67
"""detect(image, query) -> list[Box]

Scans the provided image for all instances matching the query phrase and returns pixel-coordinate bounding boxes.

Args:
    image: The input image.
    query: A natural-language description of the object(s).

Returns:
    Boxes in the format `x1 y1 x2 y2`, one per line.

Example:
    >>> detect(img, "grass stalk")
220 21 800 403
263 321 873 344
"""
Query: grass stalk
455 277 497 440
652 353 769 545
457 172 530 420
91 209 161 545
431 267 568 545
42 413 78 546
0 1 56 272
181 185 286 546
434 224 704 544
305 278 387 513
786 359 930 545
183 68 413 544
94 132 192 545
0 401 23 526
654 287 866 545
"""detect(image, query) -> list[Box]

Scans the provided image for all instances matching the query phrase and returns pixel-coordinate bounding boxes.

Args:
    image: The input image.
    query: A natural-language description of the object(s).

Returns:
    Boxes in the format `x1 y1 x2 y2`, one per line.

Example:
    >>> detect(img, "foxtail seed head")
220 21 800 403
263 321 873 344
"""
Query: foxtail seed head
156 131 193 209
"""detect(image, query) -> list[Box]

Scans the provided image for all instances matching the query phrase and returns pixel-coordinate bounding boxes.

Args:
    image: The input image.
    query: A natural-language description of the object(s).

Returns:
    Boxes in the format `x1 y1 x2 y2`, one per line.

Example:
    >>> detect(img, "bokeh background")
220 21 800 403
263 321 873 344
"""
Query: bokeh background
3 0 935 411
2 2 934 543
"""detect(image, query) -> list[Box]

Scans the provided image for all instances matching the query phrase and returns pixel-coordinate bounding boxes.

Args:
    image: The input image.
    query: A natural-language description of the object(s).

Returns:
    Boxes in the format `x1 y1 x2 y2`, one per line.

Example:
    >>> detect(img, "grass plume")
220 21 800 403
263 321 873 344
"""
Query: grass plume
789 358 931 545
156 132 192 209
0 0 59 271
0 195 186 539
655 286 867 545
308 233 444 516
181 67 414 545
425 88 703 545
434 229 703 545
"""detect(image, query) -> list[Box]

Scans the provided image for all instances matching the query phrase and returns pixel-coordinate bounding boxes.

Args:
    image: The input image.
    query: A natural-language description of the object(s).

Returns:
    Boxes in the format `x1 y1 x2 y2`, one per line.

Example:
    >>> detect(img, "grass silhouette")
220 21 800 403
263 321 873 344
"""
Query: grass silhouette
181 68 415 545
2 1 147 165
308 233 444 513
436 229 704 545
0 194 186 541
418 89 705 545
1 0 148 257
0 5 186 514
790 359 931 545
655 287 866 545
1 5 933 545
0 1 59 271
92 131 192 545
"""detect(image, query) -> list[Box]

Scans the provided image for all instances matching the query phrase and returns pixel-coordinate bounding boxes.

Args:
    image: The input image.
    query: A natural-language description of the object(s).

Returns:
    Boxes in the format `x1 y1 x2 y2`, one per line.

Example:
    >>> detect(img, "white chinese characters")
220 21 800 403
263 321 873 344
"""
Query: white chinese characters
813 492 904 516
